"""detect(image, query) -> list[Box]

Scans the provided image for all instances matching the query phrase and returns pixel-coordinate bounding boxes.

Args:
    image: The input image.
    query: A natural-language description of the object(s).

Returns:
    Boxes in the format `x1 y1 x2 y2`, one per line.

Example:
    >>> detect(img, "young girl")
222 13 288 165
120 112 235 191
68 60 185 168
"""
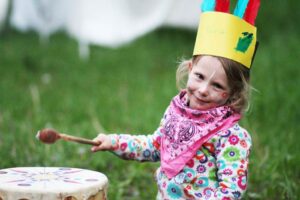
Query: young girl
91 55 252 199
91 0 260 199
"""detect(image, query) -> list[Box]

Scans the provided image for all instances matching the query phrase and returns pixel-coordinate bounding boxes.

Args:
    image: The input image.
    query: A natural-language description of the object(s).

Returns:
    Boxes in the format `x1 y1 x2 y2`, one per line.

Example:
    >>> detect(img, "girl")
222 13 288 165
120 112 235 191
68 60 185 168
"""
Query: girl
91 0 260 198
91 54 252 199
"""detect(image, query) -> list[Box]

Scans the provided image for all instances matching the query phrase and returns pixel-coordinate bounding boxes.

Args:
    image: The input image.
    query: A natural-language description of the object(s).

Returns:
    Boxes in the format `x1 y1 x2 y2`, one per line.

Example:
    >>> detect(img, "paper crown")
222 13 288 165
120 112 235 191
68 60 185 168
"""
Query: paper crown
193 0 260 68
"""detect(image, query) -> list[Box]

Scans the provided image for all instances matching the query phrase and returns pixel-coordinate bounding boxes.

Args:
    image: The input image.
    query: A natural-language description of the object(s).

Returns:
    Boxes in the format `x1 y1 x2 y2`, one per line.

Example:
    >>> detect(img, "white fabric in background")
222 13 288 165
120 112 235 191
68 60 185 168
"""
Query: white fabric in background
66 0 173 47
10 0 69 38
164 0 201 29
0 0 9 27
9 0 202 57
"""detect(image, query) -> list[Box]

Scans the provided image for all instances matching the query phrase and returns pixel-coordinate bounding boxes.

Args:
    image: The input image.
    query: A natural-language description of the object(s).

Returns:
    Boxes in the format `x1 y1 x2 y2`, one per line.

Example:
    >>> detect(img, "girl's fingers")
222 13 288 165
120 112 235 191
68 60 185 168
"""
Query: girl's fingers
91 145 102 152
91 133 112 152
91 134 104 152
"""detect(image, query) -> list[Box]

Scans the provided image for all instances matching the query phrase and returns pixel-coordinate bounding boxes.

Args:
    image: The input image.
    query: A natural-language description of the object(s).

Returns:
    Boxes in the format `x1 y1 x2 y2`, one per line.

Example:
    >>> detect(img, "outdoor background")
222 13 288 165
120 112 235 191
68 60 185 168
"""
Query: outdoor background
0 1 299 199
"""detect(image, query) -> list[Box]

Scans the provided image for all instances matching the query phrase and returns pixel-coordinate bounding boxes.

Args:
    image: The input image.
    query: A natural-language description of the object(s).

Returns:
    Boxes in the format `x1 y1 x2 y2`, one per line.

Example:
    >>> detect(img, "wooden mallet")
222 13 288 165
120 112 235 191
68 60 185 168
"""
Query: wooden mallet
36 128 100 146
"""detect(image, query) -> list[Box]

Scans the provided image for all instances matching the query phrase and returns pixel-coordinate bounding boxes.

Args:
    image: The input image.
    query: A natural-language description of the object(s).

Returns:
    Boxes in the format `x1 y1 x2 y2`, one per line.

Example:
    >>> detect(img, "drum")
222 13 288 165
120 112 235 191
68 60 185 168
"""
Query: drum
0 167 108 200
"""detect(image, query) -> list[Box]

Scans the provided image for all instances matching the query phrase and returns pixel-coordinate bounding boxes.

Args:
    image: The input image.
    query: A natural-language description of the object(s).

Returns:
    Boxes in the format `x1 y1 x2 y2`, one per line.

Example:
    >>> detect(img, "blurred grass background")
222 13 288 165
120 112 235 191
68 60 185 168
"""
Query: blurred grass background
0 1 299 199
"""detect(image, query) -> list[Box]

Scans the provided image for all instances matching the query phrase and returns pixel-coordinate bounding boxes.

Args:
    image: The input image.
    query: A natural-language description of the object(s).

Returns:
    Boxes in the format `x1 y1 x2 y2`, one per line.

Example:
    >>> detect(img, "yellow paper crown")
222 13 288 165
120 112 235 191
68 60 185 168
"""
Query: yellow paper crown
193 0 260 68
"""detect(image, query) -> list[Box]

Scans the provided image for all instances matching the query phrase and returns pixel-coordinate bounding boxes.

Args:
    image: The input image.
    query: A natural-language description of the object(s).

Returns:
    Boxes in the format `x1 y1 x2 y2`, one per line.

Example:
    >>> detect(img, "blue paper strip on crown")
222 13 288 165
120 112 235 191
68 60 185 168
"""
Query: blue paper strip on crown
234 0 250 18
201 0 216 12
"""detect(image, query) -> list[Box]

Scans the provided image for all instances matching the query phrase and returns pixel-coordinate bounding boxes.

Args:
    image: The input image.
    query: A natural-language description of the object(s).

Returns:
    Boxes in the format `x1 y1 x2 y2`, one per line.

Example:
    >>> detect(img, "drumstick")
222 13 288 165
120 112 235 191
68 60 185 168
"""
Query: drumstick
36 128 100 146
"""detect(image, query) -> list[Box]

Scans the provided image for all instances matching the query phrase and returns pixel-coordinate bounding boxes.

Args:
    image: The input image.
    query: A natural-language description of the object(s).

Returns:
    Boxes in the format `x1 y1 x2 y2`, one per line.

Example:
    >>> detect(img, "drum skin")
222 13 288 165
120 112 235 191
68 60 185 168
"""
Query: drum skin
0 167 108 200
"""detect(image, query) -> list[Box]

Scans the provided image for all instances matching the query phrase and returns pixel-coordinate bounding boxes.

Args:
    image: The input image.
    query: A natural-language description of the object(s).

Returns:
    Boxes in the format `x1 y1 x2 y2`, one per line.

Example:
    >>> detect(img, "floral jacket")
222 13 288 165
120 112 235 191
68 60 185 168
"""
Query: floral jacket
109 92 251 199
109 122 251 200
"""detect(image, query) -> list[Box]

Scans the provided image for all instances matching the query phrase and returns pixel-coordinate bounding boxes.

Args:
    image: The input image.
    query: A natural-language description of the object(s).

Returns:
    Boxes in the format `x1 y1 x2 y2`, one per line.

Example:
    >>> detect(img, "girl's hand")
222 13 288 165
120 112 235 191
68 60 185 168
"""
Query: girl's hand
91 133 113 152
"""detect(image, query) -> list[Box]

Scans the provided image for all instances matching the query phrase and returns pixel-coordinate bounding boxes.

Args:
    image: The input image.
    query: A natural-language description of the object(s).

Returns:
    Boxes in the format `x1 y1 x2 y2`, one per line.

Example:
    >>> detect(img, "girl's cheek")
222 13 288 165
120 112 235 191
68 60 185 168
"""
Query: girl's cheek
221 92 228 99
186 81 196 91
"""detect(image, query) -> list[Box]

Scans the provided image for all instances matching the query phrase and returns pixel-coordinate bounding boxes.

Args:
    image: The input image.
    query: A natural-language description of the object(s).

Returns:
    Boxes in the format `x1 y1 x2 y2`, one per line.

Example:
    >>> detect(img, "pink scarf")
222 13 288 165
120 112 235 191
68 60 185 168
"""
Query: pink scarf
160 91 241 179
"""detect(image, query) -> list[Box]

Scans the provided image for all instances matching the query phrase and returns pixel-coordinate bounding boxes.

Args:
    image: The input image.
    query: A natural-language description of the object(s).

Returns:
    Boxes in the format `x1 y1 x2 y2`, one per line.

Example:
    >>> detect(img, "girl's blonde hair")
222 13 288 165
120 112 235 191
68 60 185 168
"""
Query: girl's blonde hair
176 55 251 113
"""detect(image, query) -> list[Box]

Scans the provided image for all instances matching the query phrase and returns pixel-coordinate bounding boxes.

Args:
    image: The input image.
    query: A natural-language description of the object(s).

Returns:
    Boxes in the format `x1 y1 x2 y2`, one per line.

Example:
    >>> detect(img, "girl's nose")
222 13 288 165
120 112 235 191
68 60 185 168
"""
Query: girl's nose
197 83 209 97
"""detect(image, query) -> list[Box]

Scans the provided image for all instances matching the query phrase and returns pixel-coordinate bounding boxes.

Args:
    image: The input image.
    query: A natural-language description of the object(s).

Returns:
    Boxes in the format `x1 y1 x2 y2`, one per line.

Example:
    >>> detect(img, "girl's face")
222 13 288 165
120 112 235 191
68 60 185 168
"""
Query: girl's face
186 56 230 110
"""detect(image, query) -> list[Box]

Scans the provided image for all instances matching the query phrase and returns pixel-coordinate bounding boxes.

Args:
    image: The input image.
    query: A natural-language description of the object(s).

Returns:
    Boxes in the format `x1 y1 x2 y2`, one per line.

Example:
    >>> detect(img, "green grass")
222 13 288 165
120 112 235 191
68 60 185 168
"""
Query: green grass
0 1 299 199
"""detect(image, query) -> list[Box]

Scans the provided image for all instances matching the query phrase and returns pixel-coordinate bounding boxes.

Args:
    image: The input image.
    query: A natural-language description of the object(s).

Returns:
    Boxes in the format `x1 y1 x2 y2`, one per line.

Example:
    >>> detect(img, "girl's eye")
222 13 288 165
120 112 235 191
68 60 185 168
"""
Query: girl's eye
195 73 204 80
213 83 224 90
